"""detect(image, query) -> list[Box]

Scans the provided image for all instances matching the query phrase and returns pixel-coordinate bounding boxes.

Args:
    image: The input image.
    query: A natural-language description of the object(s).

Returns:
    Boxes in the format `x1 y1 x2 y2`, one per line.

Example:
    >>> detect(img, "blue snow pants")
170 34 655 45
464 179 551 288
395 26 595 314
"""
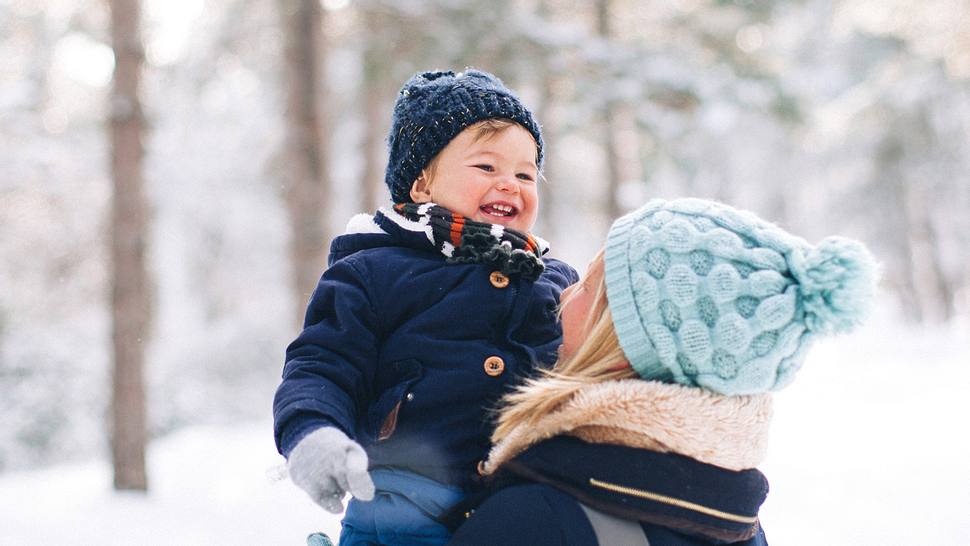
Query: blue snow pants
338 468 465 546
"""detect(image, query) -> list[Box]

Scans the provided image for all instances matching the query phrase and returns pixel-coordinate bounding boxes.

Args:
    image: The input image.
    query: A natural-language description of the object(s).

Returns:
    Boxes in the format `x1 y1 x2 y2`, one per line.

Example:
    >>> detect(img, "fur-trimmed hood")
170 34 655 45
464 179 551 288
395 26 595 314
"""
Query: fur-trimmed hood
484 378 773 474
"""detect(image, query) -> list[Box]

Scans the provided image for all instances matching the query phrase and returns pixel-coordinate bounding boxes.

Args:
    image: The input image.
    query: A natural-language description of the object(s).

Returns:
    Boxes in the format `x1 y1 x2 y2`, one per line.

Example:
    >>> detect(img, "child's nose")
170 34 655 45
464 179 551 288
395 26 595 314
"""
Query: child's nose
495 175 520 193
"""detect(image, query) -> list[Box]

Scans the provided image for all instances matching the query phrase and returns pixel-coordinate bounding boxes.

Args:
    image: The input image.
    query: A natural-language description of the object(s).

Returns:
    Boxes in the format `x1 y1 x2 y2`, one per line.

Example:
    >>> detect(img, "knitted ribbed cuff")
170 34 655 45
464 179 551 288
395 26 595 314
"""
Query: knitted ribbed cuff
604 212 667 381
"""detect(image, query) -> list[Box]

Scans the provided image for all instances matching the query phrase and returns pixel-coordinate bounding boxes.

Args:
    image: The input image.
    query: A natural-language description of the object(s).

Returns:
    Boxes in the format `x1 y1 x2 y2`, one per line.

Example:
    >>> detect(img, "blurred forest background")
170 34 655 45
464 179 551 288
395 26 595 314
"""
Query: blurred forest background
2 0 969 482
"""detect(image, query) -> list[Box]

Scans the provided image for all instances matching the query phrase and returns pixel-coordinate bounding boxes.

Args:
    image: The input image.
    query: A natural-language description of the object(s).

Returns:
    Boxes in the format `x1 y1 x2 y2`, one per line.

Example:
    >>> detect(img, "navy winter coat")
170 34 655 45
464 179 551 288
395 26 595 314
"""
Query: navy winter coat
273 210 578 488
446 437 770 546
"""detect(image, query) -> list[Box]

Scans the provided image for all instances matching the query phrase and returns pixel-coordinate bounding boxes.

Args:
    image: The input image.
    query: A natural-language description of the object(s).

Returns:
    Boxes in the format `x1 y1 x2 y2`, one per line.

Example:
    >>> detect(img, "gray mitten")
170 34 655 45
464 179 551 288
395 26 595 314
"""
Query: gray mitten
287 427 376 513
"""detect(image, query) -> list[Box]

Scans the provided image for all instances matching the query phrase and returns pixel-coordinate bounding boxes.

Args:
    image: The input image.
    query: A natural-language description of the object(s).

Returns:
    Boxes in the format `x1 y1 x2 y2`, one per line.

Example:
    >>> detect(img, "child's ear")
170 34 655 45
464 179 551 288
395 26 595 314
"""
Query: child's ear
409 174 433 203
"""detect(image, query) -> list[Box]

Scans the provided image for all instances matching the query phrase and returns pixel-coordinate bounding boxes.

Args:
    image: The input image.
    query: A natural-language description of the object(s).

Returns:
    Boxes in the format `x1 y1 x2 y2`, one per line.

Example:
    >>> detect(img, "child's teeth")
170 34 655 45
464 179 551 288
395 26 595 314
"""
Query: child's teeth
482 204 514 217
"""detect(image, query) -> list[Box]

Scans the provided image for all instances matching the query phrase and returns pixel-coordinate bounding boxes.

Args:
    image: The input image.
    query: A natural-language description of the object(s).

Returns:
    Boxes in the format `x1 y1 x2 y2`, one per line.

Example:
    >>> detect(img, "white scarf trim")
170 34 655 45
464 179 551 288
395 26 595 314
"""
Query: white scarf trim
343 206 551 258
376 205 436 245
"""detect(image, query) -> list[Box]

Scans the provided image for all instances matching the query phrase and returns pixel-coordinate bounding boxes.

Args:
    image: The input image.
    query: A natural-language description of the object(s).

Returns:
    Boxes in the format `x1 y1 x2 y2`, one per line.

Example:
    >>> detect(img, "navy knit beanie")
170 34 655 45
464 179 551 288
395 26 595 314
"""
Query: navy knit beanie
384 69 544 204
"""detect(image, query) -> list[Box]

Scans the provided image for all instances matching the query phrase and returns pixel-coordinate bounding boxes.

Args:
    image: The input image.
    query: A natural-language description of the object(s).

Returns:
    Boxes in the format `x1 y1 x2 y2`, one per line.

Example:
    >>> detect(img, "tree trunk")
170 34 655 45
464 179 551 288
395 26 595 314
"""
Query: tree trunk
899 108 955 323
280 0 330 326
596 0 623 219
534 0 559 241
906 183 954 323
877 134 923 323
361 11 387 211
108 0 149 492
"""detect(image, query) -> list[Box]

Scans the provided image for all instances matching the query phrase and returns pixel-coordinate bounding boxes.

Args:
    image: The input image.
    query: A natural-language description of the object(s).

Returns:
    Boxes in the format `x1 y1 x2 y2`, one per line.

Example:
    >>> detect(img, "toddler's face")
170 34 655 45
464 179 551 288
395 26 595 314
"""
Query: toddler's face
409 123 539 233
558 257 604 360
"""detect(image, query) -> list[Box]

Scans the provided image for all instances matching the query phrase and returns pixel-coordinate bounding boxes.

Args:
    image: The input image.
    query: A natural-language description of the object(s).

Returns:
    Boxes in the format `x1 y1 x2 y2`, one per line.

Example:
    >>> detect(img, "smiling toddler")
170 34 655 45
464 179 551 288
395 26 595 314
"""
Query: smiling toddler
272 69 578 546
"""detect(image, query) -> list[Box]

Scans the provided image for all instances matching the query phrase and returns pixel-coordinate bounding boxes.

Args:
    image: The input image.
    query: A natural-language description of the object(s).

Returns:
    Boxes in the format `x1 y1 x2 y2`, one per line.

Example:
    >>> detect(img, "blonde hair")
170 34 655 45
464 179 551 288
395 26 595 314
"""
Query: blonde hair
419 119 541 185
491 253 638 443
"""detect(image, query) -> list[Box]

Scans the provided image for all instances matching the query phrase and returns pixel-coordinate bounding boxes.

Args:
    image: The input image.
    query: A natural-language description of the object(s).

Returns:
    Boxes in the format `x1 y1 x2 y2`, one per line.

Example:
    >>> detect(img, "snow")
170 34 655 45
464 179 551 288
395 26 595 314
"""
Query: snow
2 309 969 545
760 310 970 545
0 422 342 545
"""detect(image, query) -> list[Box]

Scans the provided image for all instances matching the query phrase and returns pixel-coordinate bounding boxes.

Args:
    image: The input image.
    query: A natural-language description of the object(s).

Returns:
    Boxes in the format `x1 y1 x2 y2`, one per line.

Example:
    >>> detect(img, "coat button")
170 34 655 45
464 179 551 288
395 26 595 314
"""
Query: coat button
489 271 510 288
484 356 505 376
405 392 414 402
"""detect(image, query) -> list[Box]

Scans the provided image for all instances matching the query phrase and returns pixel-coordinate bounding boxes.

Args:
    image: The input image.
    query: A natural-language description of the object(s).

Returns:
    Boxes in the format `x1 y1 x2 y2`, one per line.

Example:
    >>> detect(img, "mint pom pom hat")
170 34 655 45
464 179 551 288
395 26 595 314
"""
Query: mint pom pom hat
603 198 879 395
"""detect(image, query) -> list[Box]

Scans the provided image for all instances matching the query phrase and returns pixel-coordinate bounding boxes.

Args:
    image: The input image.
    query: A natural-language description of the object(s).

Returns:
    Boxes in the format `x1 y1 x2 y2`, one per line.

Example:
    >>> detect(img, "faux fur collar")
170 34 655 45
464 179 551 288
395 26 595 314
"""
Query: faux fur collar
343 211 387 235
484 379 773 474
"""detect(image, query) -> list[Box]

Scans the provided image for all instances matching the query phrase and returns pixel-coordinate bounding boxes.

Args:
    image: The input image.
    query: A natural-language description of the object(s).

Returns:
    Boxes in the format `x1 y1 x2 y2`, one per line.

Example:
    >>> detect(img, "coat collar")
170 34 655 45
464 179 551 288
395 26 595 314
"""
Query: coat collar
499 436 769 543
328 208 438 266
484 379 773 474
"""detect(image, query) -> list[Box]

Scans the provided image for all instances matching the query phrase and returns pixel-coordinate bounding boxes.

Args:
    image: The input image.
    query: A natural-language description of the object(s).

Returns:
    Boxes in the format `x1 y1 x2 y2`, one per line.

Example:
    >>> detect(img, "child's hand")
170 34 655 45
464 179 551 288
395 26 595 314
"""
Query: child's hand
287 427 376 513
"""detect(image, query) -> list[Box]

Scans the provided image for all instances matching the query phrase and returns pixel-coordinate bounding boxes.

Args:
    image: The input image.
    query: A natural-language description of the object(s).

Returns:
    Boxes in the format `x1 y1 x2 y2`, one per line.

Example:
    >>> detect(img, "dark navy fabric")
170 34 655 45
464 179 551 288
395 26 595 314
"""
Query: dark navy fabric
273 214 578 488
448 484 597 546
449 485 769 546
447 437 769 546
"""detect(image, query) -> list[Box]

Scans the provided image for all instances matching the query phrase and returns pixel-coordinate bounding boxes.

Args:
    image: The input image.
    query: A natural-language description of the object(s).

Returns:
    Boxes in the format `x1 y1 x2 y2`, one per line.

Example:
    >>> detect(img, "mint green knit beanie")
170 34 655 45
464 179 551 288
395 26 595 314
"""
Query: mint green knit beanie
604 198 878 395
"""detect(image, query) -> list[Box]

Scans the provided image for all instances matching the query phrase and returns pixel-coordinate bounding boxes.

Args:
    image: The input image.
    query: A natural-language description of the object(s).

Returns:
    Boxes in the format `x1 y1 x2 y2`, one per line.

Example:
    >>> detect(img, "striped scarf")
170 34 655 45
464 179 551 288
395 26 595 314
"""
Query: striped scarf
391 202 549 281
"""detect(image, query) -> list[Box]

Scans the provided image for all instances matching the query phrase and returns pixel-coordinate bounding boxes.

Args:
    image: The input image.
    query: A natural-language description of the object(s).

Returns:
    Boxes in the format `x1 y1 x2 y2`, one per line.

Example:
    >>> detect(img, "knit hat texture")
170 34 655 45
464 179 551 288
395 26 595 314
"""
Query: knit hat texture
384 69 543 203
604 198 878 395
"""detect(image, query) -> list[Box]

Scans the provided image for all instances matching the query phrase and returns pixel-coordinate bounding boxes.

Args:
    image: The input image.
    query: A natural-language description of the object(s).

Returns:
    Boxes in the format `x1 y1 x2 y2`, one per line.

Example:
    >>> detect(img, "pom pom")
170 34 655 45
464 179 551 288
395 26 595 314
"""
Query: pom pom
789 236 878 335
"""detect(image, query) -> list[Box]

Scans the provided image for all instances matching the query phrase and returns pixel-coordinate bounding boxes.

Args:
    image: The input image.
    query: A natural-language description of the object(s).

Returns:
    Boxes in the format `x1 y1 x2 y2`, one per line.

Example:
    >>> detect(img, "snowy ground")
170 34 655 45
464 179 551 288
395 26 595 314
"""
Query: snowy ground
2 312 969 545
759 312 970 545
0 422 342 545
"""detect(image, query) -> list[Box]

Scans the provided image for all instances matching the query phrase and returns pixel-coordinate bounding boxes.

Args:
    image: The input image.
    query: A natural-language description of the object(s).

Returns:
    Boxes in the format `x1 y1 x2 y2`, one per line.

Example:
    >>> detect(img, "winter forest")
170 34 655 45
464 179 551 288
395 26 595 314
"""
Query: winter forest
2 0 970 544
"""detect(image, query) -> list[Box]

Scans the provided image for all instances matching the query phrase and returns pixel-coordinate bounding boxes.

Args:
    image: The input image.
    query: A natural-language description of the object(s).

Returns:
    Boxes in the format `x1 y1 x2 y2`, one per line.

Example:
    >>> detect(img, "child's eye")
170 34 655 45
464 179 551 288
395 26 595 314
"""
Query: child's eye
473 164 494 172
516 173 535 182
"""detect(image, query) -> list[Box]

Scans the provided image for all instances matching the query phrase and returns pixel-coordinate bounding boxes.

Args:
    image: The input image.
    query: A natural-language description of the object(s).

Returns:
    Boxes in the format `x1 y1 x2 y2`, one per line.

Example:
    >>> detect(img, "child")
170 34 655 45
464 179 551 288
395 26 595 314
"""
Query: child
272 69 578 546
446 198 878 545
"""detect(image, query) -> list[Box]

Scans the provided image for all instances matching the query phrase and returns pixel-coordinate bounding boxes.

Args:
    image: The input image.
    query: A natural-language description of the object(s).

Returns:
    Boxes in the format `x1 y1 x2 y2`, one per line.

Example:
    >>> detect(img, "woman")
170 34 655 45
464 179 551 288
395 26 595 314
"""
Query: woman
447 198 877 545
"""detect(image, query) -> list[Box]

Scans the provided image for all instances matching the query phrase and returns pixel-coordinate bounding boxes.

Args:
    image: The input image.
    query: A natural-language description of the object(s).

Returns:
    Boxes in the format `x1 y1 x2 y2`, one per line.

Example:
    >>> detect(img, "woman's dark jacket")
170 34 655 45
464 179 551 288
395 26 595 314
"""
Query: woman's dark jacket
272 209 578 488
447 436 769 546
445 378 774 545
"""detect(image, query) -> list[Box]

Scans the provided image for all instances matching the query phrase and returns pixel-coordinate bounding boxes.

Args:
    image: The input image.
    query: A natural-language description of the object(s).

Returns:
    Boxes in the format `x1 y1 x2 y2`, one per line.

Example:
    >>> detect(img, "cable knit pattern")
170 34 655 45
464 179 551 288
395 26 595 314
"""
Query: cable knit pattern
604 198 878 395
484 379 773 475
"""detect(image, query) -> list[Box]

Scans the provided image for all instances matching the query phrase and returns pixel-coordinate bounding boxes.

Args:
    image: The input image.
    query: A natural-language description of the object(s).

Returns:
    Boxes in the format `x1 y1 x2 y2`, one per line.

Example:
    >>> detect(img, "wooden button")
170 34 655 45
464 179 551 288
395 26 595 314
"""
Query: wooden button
484 356 505 376
489 271 510 288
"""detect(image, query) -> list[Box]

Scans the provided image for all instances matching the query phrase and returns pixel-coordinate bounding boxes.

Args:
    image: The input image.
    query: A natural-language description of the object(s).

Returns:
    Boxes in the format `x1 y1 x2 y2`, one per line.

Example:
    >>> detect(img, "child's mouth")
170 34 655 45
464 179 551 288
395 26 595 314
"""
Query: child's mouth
480 203 517 218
